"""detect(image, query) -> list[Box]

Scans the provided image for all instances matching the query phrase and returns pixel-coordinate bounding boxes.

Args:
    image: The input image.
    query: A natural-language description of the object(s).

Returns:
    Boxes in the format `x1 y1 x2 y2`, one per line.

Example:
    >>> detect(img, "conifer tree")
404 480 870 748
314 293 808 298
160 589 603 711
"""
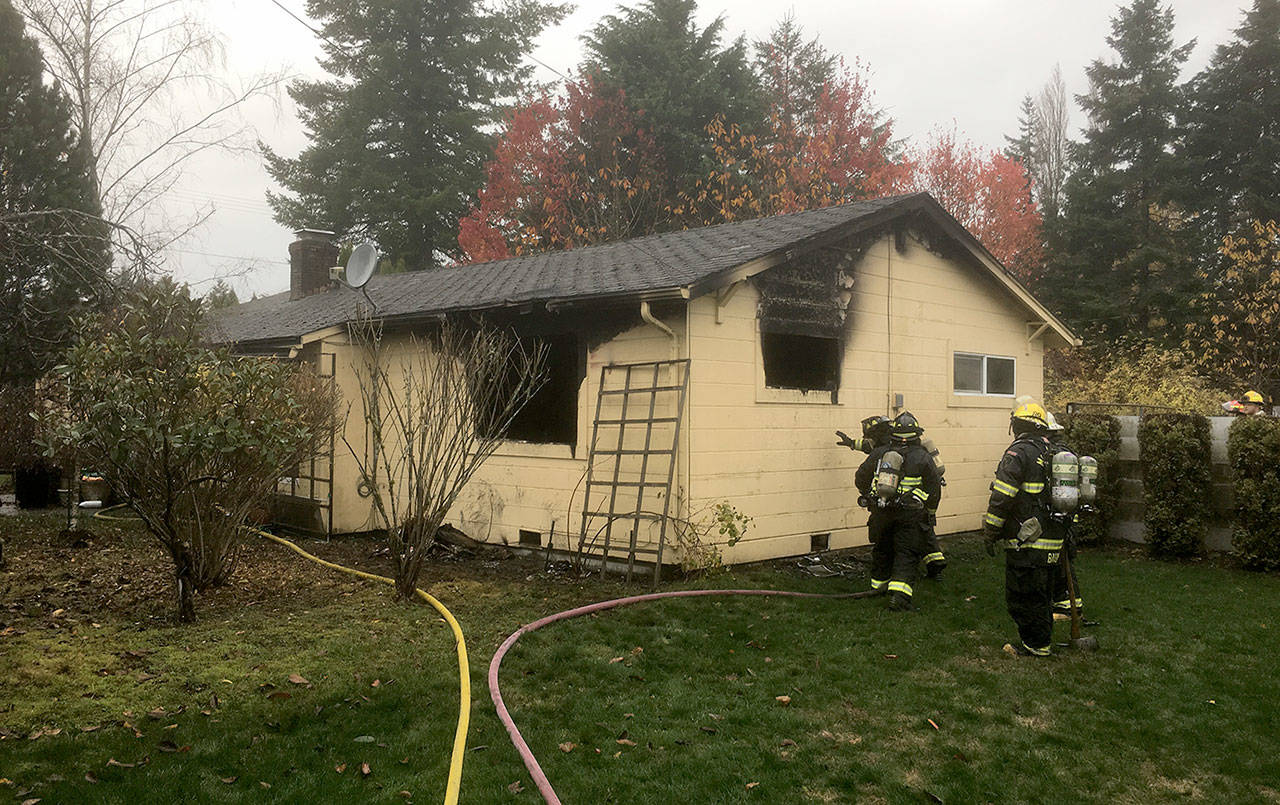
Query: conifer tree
0 0 106 386
1179 0 1280 246
263 0 567 269
1047 0 1196 345
582 0 764 194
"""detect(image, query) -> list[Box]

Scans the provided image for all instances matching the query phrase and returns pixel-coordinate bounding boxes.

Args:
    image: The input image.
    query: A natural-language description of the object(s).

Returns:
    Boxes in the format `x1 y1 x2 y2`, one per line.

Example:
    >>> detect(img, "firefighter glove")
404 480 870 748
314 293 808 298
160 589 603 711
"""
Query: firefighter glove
835 430 855 448
983 525 1000 557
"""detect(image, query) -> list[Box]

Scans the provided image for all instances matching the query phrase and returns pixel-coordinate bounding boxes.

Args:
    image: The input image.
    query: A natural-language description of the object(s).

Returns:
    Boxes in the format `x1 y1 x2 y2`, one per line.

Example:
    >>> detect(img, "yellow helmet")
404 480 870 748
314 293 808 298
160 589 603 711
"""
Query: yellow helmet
1011 401 1049 429
1243 390 1265 404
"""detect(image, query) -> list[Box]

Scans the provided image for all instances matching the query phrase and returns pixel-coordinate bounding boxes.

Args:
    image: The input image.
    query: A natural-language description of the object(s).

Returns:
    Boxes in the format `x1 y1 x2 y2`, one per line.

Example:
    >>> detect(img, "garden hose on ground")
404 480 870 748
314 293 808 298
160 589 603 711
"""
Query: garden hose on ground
489 587 882 805
92 506 470 805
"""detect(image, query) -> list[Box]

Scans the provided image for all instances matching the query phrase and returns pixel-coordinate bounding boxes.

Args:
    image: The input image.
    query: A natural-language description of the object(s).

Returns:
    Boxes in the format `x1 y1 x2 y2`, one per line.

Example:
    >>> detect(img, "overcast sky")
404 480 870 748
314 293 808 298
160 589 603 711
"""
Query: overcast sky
163 0 1247 301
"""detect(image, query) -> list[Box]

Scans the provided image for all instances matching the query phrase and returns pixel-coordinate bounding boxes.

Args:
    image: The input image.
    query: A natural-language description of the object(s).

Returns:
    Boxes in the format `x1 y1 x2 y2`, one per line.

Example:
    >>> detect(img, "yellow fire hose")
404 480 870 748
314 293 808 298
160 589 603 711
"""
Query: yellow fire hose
93 505 470 804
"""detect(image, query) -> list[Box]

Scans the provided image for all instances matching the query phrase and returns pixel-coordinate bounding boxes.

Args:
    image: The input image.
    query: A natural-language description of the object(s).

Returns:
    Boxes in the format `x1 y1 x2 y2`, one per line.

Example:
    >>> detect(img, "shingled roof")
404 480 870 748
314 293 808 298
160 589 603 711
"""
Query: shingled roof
210 193 1077 348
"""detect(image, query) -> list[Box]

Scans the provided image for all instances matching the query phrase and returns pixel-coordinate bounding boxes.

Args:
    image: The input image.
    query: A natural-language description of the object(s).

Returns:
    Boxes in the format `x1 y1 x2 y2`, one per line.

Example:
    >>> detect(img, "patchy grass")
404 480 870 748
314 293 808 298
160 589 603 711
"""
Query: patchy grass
2 511 1279 803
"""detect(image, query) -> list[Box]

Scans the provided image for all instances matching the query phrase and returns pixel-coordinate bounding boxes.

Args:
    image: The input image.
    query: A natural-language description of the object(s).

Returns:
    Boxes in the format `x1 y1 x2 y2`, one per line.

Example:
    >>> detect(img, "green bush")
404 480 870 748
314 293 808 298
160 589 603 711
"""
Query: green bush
1062 413 1121 544
1139 413 1211 557
1227 417 1280 570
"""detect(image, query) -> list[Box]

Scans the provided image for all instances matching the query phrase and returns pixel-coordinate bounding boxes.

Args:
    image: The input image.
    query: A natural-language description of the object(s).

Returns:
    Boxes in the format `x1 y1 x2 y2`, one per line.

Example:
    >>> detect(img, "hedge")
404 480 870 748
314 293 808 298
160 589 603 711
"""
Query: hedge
1227 417 1280 570
1138 413 1211 557
1061 413 1121 544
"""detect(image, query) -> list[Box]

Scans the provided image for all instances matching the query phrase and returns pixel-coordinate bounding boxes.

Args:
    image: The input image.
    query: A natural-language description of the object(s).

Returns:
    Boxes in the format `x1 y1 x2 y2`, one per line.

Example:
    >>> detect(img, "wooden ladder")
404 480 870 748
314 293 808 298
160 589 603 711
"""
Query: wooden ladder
576 359 690 586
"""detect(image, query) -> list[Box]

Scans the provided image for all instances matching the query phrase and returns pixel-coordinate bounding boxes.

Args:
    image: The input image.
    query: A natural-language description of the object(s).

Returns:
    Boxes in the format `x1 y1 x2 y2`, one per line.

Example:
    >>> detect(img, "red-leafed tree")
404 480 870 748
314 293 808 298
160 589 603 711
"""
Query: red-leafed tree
909 127 1044 285
458 78 665 262
673 58 910 226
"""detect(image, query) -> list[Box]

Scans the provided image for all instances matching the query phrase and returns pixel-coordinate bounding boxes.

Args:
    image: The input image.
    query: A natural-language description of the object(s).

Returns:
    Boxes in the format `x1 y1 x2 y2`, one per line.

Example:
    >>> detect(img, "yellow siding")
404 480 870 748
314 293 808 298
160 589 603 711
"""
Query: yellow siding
687 233 1044 564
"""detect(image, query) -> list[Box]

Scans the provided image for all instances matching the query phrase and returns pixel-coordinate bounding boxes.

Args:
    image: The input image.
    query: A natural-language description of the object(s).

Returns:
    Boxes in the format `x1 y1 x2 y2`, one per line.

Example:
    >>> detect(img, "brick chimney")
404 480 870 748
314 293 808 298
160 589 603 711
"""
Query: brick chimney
289 228 339 301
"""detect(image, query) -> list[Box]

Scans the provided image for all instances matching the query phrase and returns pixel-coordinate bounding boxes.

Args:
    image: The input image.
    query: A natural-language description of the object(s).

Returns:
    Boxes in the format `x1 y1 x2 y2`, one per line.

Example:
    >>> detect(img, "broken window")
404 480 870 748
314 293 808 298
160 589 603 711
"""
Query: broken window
954 352 1015 396
503 333 582 445
761 331 841 393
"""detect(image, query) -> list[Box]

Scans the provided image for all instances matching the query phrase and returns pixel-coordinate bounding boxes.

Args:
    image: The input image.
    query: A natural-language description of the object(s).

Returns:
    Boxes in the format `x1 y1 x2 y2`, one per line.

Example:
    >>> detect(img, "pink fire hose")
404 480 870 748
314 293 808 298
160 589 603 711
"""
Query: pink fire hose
488 587 881 804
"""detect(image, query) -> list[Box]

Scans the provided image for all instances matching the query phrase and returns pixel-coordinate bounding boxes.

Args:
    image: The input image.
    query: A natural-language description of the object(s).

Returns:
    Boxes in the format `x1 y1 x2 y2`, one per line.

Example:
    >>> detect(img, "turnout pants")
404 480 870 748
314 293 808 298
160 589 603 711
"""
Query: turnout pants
1005 552 1053 654
868 508 930 601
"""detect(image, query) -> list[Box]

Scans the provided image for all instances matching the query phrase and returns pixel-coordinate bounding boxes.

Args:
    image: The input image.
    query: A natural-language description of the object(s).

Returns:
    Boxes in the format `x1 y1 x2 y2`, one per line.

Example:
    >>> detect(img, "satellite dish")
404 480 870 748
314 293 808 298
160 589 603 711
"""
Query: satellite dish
345 242 379 288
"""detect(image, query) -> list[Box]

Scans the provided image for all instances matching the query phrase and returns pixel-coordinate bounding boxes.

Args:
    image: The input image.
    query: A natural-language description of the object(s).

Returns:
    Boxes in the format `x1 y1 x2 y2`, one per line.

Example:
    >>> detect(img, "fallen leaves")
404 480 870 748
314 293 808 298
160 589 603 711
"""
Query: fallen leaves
746 781 760 790
507 781 524 794
267 691 291 701
287 673 310 686
558 742 576 753
361 762 371 777
221 776 238 784
775 695 791 706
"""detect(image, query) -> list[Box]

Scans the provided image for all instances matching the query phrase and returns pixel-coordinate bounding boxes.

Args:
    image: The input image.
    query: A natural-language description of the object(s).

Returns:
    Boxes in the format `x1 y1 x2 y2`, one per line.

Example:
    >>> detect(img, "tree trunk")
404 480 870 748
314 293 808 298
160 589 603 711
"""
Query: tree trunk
170 543 197 623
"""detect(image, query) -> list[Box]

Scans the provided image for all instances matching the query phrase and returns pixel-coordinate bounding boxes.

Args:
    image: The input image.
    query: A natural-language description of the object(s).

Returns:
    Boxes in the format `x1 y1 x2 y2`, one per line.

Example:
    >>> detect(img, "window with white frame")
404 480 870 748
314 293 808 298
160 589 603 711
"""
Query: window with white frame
953 352 1015 396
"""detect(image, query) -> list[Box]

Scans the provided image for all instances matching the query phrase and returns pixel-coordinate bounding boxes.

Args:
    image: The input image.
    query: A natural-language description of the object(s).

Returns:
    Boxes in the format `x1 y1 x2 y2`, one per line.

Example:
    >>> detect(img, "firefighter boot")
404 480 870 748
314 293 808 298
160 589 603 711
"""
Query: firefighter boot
887 591 915 612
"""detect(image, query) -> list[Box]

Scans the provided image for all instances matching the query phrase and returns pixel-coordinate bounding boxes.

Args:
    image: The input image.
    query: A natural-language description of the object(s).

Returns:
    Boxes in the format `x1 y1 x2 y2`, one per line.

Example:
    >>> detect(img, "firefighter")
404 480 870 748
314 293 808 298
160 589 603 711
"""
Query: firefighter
983 401 1062 656
840 416 947 579
855 412 942 611
836 415 892 455
1239 390 1267 416
1046 413 1083 620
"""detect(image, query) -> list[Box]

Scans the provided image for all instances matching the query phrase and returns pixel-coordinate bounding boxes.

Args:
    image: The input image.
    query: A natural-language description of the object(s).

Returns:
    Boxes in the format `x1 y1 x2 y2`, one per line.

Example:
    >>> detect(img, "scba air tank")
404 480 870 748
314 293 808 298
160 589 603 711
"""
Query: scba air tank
875 450 904 502
1079 455 1098 505
921 436 945 478
1051 450 1080 514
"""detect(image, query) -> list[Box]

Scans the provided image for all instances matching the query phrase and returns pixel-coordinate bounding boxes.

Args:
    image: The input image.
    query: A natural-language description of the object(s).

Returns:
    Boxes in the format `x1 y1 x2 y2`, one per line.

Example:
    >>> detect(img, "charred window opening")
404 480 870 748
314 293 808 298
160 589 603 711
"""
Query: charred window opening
761 332 840 392
504 333 582 445
518 529 542 546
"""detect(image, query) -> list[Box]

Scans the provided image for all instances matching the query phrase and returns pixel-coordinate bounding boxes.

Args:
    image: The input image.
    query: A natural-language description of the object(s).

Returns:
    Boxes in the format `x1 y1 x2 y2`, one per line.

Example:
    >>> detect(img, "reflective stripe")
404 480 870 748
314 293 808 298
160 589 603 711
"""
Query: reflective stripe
911 488 930 502
922 552 945 565
1002 537 1063 551
1053 597 1083 609
1021 482 1045 493
984 512 1005 527
1024 642 1051 656
992 479 1018 497
870 579 887 590
887 580 913 597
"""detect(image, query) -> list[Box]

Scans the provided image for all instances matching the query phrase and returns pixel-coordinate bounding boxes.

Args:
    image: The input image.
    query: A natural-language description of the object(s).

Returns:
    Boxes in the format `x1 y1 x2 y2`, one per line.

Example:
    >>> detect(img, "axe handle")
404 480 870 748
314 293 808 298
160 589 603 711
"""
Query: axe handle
1061 546 1083 641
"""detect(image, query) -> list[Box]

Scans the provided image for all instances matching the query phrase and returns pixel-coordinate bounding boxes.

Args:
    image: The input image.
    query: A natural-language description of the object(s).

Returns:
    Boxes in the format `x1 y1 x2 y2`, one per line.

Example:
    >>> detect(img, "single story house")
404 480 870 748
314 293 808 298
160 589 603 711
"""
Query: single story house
212 192 1078 568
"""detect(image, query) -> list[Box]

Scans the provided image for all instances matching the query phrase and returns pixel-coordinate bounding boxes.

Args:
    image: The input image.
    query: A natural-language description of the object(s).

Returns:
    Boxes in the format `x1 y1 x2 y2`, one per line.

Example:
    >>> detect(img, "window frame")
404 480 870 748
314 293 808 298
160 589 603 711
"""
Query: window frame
755 325 842 405
952 351 1017 397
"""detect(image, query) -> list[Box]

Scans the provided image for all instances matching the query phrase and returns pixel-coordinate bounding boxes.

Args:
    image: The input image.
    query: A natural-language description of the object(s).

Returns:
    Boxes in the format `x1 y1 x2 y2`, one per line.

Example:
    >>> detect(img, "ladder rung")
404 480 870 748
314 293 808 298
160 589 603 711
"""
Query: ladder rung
580 546 660 556
586 480 668 488
595 417 679 425
582 511 664 521
599 385 685 395
590 449 675 456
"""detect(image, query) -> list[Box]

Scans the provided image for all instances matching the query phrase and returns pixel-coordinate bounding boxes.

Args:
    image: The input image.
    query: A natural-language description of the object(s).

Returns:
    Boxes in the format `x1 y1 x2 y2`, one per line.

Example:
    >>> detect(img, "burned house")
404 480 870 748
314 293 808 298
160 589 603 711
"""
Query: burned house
212 193 1077 570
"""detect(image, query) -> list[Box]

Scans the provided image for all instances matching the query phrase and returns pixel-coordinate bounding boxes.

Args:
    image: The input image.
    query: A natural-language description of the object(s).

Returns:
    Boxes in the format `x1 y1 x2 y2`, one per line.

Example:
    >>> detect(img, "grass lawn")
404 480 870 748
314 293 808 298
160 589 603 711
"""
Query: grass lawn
2 511 1279 803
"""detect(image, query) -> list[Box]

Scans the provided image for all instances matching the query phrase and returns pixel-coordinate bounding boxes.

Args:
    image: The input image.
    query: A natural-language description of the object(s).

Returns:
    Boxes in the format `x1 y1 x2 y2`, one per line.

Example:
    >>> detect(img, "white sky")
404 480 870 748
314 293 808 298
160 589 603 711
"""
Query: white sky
163 0 1246 301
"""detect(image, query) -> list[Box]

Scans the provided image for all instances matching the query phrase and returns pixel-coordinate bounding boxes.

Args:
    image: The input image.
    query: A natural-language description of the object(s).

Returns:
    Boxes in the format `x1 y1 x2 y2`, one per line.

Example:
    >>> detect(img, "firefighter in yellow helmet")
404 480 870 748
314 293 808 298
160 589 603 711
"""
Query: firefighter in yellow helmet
983 401 1062 656
1239 391 1267 416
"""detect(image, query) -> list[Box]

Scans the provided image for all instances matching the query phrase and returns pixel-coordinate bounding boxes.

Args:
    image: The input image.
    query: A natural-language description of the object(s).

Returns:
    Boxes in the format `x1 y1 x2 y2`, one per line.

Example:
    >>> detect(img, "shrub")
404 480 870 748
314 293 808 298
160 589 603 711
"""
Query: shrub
39 279 338 622
1138 413 1211 557
1045 345 1228 415
1061 412 1121 544
1227 416 1280 570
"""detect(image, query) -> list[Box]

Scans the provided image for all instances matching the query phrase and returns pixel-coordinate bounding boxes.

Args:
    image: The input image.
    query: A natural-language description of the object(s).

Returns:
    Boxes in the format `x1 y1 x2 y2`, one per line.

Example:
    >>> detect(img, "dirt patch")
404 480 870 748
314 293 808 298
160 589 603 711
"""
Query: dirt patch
0 511 556 630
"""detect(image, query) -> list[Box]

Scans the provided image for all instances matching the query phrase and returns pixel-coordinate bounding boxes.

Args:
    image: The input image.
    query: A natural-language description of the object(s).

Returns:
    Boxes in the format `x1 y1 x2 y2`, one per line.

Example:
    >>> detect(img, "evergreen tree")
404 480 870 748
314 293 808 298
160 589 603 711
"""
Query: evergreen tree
203 279 239 311
264 0 567 269
581 0 764 194
0 0 106 386
1179 0 1280 245
753 14 837 131
1047 0 1195 346
1003 94 1038 169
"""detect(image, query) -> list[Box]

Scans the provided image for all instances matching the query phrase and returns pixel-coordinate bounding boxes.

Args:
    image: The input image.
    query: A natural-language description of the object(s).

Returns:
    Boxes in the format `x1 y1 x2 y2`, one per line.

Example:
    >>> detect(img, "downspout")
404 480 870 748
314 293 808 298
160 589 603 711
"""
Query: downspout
640 299 688 547
640 300 677 359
